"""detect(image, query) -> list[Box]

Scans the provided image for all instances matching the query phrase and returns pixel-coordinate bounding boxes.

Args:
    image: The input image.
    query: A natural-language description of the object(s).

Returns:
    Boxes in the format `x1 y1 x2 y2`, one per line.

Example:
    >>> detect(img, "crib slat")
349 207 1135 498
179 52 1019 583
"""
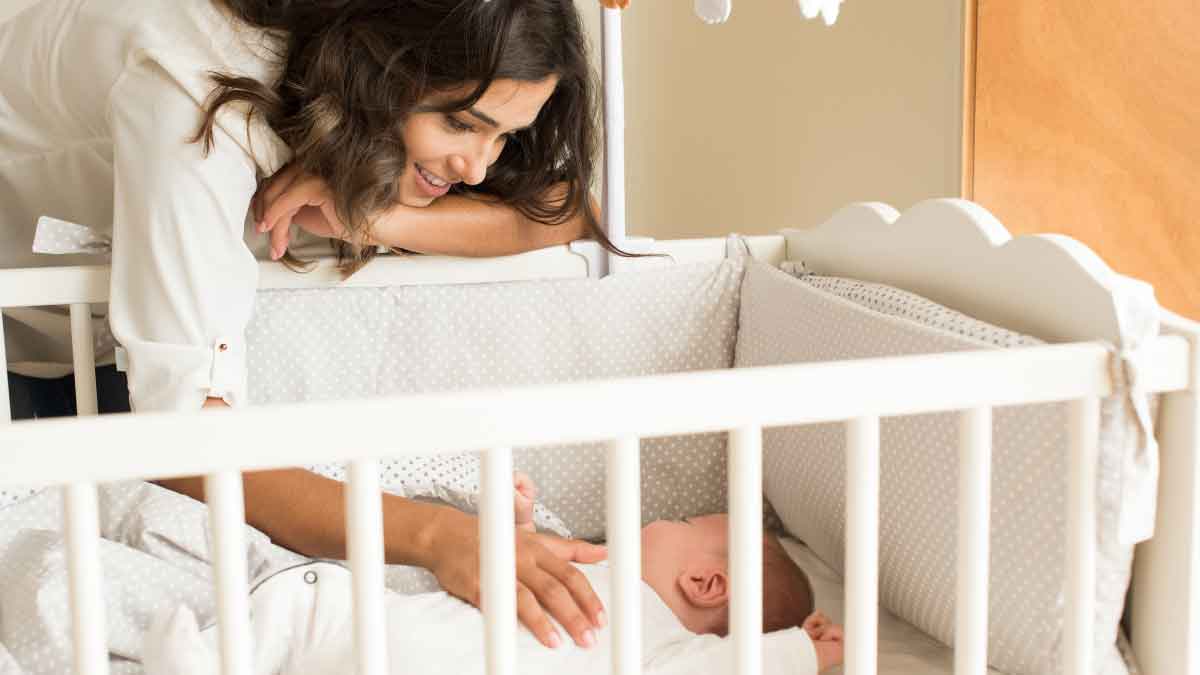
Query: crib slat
1065 397 1100 675
205 471 253 675
346 458 388 675
729 426 764 675
846 416 880 675
64 482 109 675
481 447 516 675
601 5 627 275
607 436 641 675
955 407 992 675
69 303 98 416
65 303 108 674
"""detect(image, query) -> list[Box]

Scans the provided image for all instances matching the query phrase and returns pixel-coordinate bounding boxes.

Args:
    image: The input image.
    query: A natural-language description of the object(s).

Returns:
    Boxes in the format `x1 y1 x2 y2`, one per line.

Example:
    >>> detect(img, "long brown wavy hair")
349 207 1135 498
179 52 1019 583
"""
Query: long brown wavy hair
195 0 633 275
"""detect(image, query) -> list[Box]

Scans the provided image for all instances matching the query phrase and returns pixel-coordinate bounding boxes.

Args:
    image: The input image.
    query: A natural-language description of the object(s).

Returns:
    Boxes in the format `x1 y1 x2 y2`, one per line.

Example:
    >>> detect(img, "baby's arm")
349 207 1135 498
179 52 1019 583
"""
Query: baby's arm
513 471 538 533
802 611 844 672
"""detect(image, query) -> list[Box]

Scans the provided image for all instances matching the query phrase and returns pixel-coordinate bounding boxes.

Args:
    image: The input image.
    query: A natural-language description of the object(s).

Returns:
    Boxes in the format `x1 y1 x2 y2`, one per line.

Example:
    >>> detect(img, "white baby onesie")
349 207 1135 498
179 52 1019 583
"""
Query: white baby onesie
143 561 818 675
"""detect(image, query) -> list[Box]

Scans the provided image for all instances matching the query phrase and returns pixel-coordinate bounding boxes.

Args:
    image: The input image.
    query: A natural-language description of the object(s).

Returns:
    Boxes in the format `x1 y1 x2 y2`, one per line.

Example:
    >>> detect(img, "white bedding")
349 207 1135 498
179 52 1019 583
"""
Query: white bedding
780 537 1002 675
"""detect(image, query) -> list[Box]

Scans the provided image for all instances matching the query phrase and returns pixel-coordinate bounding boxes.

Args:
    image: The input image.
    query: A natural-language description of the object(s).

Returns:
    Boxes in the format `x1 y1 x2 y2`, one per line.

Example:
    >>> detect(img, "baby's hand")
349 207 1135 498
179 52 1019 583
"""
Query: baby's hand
802 611 844 672
514 471 538 533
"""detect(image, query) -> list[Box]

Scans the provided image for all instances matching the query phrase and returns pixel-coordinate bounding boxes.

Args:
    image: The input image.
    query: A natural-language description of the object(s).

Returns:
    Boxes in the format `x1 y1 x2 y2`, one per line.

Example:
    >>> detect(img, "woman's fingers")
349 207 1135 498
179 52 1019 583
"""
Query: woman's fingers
535 532 608 564
515 583 562 649
520 563 598 649
268 211 296 260
256 163 303 231
543 553 607 629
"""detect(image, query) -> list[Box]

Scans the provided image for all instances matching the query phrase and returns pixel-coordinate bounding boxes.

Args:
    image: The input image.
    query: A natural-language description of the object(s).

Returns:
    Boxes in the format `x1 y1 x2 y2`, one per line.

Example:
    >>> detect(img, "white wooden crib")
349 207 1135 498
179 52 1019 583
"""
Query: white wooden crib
0 198 1196 675
1 4 1197 675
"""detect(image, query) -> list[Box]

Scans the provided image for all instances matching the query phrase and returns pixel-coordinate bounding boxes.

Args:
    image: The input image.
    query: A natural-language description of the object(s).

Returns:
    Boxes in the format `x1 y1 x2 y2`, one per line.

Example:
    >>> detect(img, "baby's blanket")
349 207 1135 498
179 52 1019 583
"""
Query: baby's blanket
0 470 565 675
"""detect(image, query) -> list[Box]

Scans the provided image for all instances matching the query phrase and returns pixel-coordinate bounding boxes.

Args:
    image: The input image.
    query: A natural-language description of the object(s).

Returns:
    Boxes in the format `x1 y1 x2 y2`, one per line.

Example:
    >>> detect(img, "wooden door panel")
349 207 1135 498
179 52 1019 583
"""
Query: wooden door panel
972 0 1199 319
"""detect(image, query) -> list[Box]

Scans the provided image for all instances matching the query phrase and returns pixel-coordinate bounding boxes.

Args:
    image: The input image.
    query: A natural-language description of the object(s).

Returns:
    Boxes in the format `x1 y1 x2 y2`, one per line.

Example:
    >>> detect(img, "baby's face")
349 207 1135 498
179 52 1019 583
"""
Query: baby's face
640 513 729 580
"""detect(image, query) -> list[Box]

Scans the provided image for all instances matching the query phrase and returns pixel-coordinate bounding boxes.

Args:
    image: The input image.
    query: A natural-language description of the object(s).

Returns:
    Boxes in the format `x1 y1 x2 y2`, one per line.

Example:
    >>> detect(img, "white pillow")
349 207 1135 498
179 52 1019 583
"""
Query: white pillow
247 257 746 540
736 259 1142 675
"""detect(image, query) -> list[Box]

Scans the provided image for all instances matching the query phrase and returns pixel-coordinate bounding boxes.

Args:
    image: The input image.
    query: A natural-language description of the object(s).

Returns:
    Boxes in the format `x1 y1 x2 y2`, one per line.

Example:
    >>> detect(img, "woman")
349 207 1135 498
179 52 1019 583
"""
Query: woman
0 0 633 650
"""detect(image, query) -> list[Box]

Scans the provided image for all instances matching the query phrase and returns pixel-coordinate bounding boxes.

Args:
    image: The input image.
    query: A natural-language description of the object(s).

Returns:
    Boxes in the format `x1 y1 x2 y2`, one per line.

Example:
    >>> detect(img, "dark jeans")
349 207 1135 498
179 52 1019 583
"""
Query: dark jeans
7 365 131 420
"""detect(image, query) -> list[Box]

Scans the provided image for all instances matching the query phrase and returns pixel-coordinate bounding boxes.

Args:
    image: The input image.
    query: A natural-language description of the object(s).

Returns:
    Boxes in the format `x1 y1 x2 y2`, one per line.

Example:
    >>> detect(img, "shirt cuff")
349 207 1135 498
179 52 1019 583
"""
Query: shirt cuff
120 338 247 412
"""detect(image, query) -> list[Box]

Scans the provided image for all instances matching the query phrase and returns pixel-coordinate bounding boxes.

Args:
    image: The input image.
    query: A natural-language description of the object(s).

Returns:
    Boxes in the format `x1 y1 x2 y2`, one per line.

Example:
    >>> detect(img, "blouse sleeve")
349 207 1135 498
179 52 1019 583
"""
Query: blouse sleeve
105 58 260 412
646 627 819 675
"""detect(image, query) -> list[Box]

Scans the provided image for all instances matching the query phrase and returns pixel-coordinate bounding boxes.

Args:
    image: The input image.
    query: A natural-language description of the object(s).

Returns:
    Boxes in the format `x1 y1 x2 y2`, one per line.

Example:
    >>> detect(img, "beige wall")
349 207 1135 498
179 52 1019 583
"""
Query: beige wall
0 0 40 23
586 2 964 239
4 1 962 240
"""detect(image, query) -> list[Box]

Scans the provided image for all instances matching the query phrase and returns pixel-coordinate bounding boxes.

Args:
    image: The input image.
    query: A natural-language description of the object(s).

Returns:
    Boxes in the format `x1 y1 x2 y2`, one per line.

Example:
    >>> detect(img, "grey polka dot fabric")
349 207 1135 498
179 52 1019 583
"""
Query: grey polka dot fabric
736 259 1145 675
0 482 303 674
246 257 745 540
306 454 571 539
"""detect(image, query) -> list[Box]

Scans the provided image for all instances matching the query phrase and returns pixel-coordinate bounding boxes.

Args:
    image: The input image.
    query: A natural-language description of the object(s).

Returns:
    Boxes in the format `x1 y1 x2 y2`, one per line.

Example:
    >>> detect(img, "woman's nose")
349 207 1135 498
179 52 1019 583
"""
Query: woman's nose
449 147 489 186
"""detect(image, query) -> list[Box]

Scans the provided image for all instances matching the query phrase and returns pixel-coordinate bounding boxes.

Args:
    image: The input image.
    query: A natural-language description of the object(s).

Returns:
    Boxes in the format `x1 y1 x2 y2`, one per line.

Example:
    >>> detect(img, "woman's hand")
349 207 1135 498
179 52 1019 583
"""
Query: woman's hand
425 505 608 649
253 163 354 259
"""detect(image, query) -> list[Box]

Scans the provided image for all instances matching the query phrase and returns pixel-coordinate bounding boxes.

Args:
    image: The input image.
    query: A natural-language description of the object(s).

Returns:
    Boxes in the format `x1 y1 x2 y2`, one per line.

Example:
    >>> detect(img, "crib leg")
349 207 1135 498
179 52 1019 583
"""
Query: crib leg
729 426 764 675
64 482 109 675
955 407 992 674
481 447 517 675
206 471 253 675
346 458 388 675
608 437 641 675
845 416 880 675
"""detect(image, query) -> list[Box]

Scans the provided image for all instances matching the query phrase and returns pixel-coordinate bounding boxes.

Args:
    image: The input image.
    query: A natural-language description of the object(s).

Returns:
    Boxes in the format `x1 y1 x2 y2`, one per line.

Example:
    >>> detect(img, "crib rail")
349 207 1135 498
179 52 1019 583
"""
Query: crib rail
0 333 1192 675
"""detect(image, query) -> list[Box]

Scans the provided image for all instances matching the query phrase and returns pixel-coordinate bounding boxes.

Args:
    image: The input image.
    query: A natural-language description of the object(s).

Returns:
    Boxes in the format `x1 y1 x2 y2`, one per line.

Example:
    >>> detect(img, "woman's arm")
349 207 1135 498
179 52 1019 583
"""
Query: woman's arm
255 165 596 260
368 191 596 258
159 398 607 650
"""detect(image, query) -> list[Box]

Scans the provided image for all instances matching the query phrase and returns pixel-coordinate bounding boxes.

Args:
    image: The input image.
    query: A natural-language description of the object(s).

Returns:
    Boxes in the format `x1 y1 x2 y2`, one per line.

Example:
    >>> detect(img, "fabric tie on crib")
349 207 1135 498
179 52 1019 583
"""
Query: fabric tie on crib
1105 286 1161 546
32 216 112 257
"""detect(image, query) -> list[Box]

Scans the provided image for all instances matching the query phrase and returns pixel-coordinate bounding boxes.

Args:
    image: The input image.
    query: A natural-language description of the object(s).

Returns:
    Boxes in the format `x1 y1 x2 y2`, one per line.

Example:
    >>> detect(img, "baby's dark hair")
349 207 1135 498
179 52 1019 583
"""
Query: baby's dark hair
714 534 815 635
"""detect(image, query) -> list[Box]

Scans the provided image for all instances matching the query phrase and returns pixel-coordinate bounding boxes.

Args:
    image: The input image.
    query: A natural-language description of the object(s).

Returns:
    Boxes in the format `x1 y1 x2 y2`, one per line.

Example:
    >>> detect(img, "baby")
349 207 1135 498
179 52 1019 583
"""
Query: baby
144 475 844 674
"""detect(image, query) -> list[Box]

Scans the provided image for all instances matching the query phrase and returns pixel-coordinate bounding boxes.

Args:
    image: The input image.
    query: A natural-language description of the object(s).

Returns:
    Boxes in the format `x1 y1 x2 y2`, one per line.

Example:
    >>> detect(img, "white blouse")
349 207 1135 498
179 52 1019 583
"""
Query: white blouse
0 0 294 411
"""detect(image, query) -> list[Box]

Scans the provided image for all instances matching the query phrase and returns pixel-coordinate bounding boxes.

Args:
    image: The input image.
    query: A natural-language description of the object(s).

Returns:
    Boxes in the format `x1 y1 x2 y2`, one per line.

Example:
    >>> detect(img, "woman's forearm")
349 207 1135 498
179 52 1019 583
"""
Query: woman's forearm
159 406 450 567
372 192 594 257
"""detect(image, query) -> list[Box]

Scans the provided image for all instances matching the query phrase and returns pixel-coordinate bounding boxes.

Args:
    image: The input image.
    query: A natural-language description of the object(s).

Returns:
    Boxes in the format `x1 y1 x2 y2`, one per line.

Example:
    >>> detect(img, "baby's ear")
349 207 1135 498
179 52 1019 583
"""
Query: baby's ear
677 566 729 609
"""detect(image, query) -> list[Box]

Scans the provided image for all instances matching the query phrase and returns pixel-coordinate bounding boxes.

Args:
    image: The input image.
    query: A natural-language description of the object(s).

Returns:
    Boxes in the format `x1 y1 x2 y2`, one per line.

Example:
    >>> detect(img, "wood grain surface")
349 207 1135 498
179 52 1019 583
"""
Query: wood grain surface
970 0 1199 319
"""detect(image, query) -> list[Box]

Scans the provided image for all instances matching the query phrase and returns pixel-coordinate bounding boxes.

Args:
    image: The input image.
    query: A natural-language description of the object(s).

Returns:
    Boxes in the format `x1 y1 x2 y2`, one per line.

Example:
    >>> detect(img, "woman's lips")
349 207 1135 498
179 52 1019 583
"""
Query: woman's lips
415 163 452 198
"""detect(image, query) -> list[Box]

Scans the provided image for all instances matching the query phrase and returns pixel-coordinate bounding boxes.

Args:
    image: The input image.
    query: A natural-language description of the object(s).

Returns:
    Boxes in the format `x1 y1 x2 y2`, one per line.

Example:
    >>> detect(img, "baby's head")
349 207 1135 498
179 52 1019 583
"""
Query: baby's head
640 513 814 636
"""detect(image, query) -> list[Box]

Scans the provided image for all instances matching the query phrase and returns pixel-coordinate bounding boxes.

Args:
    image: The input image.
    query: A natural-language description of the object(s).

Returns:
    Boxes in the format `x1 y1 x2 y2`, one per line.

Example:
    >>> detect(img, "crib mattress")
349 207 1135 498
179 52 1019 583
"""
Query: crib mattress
780 537 1003 675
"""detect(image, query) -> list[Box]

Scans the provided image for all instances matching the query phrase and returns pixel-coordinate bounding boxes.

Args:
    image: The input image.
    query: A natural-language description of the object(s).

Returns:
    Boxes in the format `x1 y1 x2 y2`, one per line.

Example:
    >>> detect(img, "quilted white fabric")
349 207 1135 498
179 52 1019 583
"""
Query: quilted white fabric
246 258 745 540
737 260 1144 675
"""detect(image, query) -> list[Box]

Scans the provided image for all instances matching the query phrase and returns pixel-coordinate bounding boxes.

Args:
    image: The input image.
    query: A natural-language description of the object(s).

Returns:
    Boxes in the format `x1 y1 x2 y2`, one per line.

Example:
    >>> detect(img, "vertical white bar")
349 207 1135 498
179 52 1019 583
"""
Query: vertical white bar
607 437 641 675
65 302 107 674
347 459 388 675
955 407 992 675
1065 397 1100 675
205 471 252 675
64 483 109 675
729 426 763 675
481 447 516 675
600 6 627 276
846 416 879 675
69 303 98 416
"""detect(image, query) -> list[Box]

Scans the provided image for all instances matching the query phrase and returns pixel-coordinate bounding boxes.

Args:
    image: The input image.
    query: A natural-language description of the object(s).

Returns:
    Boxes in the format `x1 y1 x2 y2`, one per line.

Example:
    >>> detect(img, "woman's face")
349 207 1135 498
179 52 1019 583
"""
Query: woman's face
398 77 559 207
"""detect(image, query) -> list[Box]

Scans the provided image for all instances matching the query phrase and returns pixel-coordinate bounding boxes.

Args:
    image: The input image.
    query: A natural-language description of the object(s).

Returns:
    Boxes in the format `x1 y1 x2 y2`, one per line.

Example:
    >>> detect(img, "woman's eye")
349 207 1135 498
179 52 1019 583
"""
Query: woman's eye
444 114 473 133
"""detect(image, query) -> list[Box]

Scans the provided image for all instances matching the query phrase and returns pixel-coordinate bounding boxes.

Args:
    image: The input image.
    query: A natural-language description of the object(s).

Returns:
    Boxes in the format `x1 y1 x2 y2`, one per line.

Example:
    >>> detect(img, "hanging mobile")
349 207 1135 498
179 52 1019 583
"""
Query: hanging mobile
693 0 732 25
